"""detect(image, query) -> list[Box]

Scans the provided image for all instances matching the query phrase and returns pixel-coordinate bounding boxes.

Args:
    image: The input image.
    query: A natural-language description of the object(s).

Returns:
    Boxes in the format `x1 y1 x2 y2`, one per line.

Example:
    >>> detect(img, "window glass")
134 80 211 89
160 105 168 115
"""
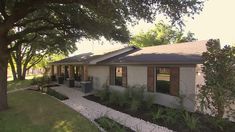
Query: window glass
156 67 171 94
115 67 123 86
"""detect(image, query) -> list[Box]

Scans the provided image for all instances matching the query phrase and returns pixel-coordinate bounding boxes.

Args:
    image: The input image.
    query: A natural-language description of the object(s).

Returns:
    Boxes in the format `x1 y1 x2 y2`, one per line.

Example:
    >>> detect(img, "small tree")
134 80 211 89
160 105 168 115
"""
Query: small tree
199 39 235 118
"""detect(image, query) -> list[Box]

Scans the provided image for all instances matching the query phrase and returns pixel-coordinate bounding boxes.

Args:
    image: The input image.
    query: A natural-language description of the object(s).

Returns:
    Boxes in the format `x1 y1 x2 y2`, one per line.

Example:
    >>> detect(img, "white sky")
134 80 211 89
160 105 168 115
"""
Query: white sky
71 0 235 56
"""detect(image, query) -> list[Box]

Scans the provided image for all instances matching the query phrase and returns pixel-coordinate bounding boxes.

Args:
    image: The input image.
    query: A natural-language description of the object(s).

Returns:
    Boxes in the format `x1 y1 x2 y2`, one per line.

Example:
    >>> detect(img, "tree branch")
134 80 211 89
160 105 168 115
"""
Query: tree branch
13 17 46 27
0 0 8 20
8 34 37 52
8 26 52 43
26 55 44 70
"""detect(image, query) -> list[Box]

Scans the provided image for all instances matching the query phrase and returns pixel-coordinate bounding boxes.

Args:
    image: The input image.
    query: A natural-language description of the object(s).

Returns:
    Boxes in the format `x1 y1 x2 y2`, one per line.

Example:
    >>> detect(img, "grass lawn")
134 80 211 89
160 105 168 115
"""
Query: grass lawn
7 74 43 91
7 79 34 91
0 91 99 132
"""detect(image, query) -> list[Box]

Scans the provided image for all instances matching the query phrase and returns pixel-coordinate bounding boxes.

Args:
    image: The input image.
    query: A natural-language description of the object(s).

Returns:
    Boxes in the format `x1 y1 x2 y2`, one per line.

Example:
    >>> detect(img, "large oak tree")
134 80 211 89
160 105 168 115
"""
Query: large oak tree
0 0 204 110
9 29 76 80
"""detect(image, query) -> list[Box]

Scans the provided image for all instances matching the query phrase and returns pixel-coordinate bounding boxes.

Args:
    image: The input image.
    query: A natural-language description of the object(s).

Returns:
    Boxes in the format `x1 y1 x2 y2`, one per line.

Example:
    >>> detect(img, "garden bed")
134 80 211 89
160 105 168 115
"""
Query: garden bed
95 117 134 132
84 94 235 132
28 86 68 100
46 87 69 100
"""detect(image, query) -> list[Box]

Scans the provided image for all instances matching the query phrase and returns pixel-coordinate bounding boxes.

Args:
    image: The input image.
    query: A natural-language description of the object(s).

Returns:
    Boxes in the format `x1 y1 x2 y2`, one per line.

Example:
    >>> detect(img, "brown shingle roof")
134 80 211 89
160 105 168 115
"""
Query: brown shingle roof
103 40 208 65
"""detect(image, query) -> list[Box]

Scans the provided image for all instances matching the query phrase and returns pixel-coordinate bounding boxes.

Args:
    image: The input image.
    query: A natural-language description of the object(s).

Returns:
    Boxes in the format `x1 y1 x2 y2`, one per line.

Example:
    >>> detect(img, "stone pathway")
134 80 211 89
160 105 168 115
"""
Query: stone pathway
51 85 172 132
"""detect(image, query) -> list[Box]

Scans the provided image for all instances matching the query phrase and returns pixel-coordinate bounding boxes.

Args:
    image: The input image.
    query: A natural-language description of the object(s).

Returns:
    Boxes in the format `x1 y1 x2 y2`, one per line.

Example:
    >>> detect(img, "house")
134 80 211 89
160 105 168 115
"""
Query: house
50 40 207 112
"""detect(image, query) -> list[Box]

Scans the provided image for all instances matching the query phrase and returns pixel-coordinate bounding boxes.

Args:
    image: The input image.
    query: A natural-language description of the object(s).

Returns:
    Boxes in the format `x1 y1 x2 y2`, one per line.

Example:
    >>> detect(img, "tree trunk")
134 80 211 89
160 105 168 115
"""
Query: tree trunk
16 60 25 80
22 65 27 80
0 36 9 111
9 56 17 80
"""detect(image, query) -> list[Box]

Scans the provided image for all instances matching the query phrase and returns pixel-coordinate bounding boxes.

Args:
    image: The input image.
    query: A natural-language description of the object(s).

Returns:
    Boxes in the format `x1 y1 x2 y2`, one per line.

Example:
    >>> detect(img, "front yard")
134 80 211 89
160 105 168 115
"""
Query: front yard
0 90 99 132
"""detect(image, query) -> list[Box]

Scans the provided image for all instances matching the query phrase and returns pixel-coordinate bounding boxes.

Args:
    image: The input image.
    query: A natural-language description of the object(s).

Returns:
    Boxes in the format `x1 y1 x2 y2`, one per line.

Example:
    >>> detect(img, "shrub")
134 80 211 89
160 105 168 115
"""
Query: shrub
95 87 110 102
143 94 155 111
118 91 129 107
95 85 153 111
30 76 51 86
162 108 180 125
128 86 145 111
152 107 164 122
207 117 226 131
109 91 120 105
182 112 198 131
130 99 142 112
129 85 144 100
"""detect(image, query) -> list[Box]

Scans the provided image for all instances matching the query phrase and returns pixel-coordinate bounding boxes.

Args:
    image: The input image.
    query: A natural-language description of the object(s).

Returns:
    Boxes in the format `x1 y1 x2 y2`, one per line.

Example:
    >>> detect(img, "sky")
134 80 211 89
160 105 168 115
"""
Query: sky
71 0 235 56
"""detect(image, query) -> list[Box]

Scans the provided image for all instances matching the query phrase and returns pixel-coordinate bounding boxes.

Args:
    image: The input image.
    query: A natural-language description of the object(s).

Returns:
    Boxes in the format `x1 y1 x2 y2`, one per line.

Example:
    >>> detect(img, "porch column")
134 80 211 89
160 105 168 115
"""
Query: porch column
51 65 55 76
50 65 56 81
83 65 88 81
57 65 63 84
57 65 61 76
69 65 75 79
68 65 75 87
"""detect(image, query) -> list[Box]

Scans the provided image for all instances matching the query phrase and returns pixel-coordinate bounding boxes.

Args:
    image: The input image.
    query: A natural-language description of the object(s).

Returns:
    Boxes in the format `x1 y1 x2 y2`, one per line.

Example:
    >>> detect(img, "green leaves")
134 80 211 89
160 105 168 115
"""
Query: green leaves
200 39 235 118
130 21 196 47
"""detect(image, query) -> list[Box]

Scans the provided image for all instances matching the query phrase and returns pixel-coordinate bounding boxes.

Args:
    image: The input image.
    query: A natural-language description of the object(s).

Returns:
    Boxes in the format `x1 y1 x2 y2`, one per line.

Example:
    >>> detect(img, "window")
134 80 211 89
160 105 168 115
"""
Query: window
156 67 171 94
115 67 123 86
155 67 179 96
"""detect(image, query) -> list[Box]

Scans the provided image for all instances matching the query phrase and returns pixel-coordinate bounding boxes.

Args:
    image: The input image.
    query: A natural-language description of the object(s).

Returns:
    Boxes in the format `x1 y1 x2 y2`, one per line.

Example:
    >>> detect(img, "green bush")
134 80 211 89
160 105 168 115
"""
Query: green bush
30 76 51 86
182 112 198 131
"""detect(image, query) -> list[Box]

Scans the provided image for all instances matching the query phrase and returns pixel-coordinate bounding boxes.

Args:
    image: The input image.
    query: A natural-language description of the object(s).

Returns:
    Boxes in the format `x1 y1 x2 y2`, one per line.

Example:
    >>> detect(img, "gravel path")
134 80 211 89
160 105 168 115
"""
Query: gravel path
51 85 172 132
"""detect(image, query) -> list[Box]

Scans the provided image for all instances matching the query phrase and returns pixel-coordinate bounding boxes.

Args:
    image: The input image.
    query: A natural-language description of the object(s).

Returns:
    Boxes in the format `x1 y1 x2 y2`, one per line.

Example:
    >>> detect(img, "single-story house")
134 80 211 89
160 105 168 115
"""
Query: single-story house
50 40 207 112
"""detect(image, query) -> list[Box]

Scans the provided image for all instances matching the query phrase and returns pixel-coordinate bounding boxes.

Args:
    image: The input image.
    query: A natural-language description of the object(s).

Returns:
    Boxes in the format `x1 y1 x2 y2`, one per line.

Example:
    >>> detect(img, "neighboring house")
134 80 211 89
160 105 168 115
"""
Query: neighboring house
50 40 207 112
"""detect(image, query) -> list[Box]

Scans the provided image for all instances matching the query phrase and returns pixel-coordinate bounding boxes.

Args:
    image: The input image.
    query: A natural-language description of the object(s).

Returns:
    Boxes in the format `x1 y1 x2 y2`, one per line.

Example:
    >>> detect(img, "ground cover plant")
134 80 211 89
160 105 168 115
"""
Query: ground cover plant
45 87 69 100
84 86 235 132
95 117 134 132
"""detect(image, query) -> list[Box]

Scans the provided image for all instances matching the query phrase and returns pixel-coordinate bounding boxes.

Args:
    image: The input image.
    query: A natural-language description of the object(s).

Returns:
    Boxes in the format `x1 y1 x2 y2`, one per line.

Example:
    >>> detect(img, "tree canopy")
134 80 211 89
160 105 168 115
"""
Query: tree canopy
0 0 204 110
130 21 196 47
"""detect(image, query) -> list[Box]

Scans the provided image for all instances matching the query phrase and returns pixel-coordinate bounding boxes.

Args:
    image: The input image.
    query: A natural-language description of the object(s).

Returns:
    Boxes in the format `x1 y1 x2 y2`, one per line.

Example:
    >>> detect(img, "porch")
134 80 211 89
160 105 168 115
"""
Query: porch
50 64 93 93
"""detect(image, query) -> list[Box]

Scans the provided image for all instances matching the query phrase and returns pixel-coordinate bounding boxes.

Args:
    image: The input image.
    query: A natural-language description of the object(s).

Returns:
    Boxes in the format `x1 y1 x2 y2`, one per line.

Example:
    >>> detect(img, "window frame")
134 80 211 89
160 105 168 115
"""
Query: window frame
114 66 123 86
156 67 171 94
155 67 179 96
